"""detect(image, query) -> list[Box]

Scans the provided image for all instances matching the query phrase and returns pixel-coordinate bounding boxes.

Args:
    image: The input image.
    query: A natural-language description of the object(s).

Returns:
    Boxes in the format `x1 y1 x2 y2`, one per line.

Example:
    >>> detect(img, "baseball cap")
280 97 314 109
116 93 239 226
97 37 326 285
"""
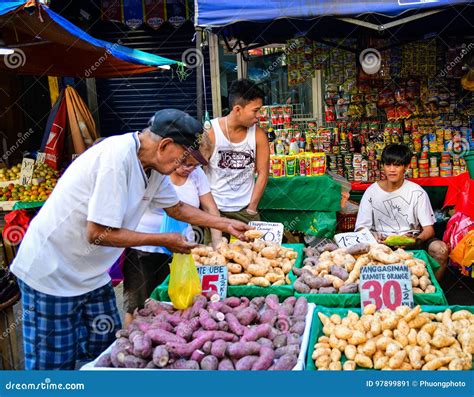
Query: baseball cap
149 109 208 165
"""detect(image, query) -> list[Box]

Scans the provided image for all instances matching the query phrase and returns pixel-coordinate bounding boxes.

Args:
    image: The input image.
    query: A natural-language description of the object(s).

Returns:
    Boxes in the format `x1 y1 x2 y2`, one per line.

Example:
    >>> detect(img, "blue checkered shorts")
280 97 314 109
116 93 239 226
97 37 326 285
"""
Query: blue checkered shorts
18 280 122 370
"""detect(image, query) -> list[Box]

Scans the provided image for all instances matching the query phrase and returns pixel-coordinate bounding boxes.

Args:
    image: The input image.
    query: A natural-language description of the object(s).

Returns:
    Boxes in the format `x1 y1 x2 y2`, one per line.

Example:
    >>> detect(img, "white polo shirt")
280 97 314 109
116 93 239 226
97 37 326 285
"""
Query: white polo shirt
11 133 179 297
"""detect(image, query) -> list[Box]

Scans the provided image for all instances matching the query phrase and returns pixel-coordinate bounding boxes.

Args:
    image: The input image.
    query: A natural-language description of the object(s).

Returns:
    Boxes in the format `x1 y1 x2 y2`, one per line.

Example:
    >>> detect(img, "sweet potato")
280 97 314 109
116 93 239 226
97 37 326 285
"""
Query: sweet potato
251 347 275 370
175 317 201 340
330 265 349 281
224 297 241 308
218 358 235 370
257 337 273 348
128 330 144 344
242 324 272 342
202 340 213 354
200 355 219 370
274 315 291 333
217 321 229 332
275 344 300 358
287 333 301 345
208 301 233 314
290 321 306 335
293 297 308 317
166 333 216 357
110 346 127 368
192 330 239 342
210 339 228 359
131 334 152 359
190 349 206 363
152 345 169 368
270 354 298 370
236 307 259 326
225 313 247 336
115 329 130 339
339 283 358 294
116 337 133 354
124 355 148 368
273 334 287 348
265 294 280 310
319 287 337 294
294 279 311 294
149 321 174 333
227 342 261 359
235 356 259 370
233 297 250 312
95 353 112 368
146 329 186 345
250 297 266 310
199 309 218 331
168 359 200 370
259 309 277 325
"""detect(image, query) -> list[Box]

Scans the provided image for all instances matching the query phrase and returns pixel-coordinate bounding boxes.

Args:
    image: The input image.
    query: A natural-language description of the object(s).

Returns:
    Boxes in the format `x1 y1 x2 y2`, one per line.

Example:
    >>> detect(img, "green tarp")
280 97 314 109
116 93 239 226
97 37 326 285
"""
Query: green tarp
306 305 474 370
13 201 44 210
295 250 447 307
258 176 341 237
259 176 341 211
150 243 305 301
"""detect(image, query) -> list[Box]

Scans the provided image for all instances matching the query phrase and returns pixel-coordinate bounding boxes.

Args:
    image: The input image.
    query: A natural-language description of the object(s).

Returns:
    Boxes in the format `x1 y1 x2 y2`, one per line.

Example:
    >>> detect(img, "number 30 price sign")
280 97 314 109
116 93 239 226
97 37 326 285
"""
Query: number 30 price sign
196 265 227 299
360 265 414 311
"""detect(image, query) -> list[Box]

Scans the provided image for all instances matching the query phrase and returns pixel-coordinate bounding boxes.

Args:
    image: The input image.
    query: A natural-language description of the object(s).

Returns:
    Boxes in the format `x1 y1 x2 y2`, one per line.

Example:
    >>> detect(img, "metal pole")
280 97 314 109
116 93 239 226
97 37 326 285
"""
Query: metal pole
196 28 203 122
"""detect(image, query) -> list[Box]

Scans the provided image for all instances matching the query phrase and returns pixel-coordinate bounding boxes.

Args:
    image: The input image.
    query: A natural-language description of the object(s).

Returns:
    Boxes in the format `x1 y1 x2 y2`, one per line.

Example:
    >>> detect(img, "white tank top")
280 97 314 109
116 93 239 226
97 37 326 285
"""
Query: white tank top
206 118 256 212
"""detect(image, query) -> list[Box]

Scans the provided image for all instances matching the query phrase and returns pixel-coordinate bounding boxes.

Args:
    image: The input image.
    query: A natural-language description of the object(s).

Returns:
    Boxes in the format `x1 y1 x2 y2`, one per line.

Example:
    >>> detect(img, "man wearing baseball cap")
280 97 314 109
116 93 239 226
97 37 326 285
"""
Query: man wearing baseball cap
11 109 250 370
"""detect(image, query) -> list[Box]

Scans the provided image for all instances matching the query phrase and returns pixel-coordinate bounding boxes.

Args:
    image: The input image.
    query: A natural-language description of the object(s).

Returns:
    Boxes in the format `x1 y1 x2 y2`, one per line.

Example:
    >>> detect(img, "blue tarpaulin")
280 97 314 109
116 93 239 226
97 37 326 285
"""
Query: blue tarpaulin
195 0 473 28
0 1 181 77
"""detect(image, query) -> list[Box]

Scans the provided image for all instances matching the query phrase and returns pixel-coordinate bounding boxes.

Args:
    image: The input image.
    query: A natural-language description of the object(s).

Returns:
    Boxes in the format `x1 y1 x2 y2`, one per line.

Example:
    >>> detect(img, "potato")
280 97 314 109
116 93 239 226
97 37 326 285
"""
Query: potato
245 230 264 240
315 355 331 369
394 330 408 347
412 287 424 294
228 274 251 285
227 263 242 274
452 310 471 321
374 356 389 370
407 346 423 369
344 345 357 361
431 335 456 348
425 285 436 294
348 331 367 346
408 316 429 329
247 264 269 277
416 330 431 346
388 350 406 369
312 347 331 360
330 348 341 362
361 340 376 357
249 277 270 287
363 304 377 316
335 326 353 340
354 354 373 369
386 342 402 357
329 361 342 371
419 276 430 291
272 280 285 286
343 360 356 370
404 306 421 322
411 264 425 277
422 357 452 370
407 329 417 345
260 246 278 259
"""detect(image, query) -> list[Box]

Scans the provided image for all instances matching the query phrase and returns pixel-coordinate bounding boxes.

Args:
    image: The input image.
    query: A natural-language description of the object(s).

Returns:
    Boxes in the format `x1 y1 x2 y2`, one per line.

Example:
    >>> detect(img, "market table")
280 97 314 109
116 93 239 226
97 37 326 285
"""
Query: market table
258 175 341 237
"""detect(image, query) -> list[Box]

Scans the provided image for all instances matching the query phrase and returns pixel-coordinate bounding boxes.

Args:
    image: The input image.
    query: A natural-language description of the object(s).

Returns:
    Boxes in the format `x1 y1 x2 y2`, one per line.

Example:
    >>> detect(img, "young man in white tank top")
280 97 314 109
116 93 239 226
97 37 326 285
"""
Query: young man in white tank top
200 79 270 226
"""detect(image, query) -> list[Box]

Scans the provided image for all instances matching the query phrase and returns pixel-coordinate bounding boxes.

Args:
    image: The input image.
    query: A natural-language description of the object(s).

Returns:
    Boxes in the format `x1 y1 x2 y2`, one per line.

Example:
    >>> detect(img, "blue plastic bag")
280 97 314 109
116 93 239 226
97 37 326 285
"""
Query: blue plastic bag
159 214 191 255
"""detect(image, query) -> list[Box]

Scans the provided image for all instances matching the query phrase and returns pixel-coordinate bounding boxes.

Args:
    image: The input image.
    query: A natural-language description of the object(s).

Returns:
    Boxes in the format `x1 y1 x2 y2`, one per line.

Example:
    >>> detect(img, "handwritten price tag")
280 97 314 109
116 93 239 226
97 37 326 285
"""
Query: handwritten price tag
334 228 377 248
19 158 35 185
360 265 414 310
248 221 284 245
36 152 46 164
196 265 227 299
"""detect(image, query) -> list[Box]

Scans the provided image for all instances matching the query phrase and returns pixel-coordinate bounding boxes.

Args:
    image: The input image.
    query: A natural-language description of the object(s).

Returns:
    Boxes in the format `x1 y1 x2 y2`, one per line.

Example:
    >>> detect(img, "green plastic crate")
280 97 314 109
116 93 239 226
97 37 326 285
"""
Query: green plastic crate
294 250 447 307
306 305 474 370
150 243 304 301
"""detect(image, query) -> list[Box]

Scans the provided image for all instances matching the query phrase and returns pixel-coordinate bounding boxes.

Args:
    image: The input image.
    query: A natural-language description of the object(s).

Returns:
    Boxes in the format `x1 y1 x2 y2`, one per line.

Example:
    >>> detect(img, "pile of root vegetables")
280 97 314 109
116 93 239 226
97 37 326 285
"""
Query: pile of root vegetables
95 295 309 370
191 235 298 288
293 243 435 294
313 305 473 370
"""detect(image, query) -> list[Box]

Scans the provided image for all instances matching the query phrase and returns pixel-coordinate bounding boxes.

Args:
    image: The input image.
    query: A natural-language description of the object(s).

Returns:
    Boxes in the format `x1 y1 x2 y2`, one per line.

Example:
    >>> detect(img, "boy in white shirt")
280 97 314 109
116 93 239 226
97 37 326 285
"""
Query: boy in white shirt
355 144 448 280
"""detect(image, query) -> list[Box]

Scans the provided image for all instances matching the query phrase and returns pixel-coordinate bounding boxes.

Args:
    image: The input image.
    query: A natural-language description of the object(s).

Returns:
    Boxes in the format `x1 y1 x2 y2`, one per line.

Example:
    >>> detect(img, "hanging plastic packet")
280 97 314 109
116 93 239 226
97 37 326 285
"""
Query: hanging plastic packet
159 213 191 255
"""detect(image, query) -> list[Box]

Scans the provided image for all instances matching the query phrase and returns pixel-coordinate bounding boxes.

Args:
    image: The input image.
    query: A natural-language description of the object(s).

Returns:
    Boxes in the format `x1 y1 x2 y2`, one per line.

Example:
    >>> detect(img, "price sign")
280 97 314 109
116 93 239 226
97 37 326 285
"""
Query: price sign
334 228 377 248
19 158 35 185
36 152 46 164
196 265 227 299
360 264 414 311
248 221 284 245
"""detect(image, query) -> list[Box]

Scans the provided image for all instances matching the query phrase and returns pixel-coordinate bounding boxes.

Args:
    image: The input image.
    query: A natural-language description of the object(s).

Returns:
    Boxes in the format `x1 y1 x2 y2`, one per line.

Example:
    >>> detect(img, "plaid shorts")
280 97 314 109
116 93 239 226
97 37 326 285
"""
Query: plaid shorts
18 279 122 370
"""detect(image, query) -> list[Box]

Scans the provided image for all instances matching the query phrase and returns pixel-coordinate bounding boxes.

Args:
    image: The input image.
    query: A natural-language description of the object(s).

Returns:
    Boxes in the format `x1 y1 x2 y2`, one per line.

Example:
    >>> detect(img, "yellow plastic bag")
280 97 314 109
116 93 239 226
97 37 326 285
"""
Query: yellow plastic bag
168 254 202 310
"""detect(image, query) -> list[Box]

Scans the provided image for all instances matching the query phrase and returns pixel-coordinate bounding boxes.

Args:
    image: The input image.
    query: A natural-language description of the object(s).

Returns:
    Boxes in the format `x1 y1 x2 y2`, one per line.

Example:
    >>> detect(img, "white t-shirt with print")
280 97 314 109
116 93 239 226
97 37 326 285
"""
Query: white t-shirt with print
134 167 211 252
355 180 436 237
11 133 179 297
